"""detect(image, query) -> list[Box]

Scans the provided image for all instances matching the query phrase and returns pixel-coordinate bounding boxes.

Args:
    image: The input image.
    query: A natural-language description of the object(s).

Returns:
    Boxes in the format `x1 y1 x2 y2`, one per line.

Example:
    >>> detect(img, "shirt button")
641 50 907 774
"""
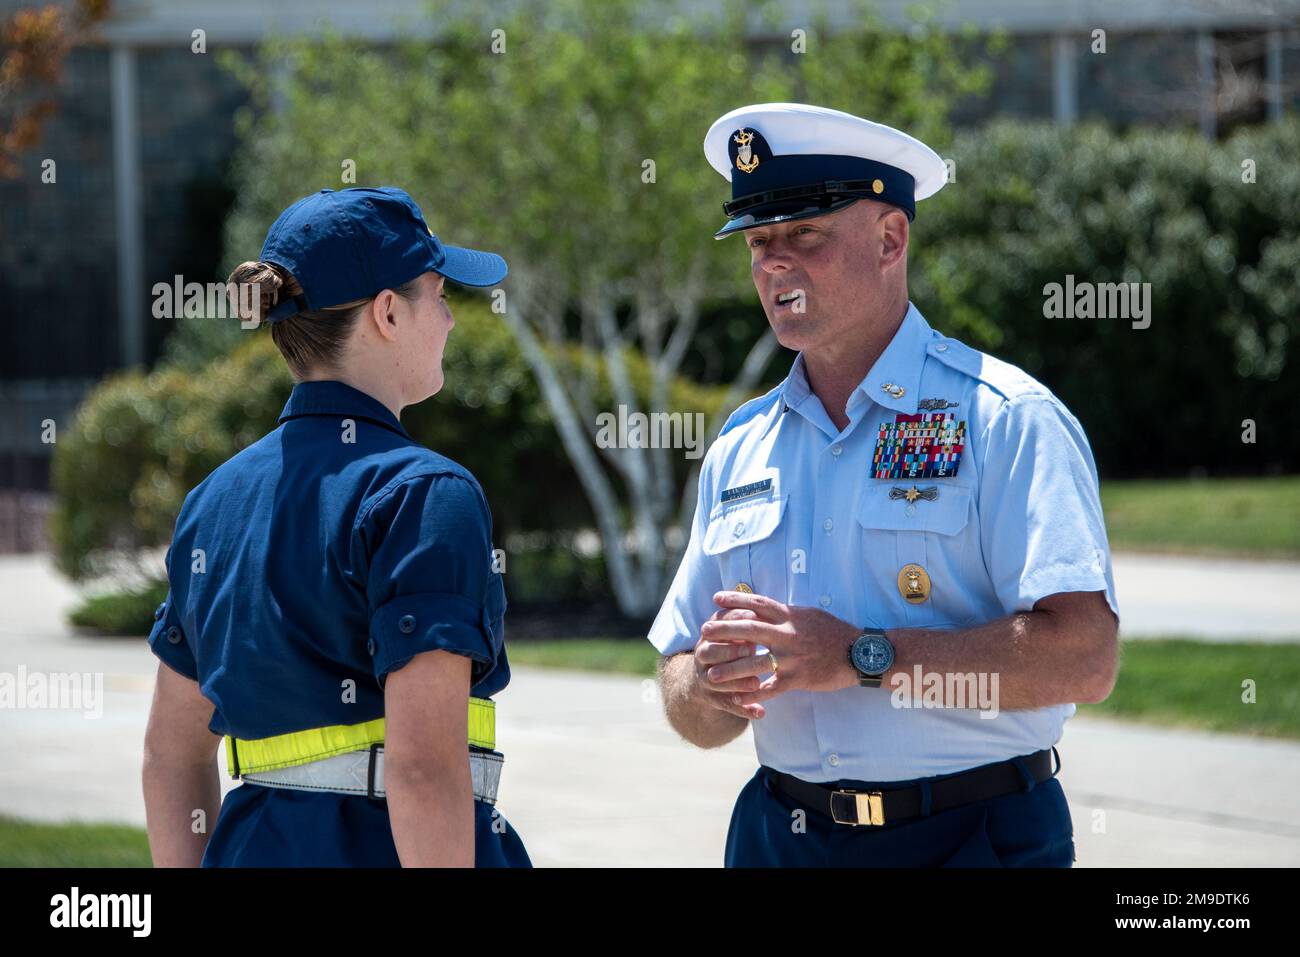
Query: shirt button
733 521 745 537
819 595 831 608
165 626 182 645
936 343 948 352
367 639 376 656
398 615 417 634
828 753 841 767
905 504 917 517
153 603 165 621
822 518 833 532
830 444 843 456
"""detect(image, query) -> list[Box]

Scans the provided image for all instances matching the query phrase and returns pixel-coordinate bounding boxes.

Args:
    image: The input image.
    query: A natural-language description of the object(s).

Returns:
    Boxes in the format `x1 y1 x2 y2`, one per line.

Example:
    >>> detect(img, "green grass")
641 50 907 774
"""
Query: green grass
1081 638 1300 739
0 816 151 867
1100 477 1300 558
508 637 660 676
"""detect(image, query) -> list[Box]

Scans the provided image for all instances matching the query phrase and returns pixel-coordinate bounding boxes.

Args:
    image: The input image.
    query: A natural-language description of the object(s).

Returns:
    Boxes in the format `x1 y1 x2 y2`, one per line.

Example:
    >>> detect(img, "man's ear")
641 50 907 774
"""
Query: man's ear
879 209 909 270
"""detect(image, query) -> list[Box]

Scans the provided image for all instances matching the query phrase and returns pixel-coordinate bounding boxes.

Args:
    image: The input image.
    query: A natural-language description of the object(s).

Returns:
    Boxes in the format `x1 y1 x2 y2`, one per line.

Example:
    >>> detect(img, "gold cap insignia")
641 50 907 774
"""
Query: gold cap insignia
733 129 760 174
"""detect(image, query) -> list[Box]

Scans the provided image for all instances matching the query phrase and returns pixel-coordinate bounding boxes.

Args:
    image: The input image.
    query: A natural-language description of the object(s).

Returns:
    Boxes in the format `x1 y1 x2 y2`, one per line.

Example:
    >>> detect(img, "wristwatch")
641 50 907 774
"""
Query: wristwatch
849 628 895 688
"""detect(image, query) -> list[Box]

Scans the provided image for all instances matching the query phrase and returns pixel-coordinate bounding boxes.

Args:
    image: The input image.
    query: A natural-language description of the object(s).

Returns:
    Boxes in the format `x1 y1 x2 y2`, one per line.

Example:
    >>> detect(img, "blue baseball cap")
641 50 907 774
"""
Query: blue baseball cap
258 186 507 323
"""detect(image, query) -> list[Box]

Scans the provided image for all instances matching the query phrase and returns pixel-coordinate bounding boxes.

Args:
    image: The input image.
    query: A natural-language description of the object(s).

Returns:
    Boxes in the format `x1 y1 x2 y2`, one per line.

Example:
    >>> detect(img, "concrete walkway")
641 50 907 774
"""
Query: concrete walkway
2 551 1299 866
1112 552 1300 641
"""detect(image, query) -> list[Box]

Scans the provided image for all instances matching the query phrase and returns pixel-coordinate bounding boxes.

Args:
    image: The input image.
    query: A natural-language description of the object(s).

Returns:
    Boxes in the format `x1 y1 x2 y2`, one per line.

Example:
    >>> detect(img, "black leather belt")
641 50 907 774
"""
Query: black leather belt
767 748 1060 827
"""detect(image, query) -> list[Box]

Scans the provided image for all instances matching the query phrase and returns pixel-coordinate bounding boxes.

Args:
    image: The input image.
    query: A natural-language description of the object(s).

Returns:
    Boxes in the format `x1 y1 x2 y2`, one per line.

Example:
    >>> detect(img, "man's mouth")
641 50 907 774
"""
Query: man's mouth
774 290 803 308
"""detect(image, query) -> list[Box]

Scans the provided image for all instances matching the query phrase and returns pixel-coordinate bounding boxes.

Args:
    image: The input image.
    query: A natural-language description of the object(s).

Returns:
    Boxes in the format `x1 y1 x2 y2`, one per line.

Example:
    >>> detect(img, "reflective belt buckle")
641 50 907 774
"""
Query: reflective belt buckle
830 789 885 826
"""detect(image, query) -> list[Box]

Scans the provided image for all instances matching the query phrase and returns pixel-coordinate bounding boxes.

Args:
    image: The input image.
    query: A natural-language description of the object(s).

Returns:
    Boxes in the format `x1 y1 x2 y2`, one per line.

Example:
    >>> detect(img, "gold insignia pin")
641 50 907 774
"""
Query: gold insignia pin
733 129 760 174
888 485 941 504
881 382 906 400
897 564 931 604
871 179 884 195
735 582 753 594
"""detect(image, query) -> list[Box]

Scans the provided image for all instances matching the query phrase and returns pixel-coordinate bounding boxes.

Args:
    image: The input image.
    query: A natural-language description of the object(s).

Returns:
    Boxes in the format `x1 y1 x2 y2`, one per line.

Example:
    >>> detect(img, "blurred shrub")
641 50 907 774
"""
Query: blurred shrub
52 300 728 603
910 119 1300 477
68 579 169 636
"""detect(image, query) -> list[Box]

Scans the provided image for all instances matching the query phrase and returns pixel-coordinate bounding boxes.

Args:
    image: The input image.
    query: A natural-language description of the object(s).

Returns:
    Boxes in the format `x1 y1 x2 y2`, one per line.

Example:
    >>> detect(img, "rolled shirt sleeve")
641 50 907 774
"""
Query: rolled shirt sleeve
147 545 199 680
359 472 505 686
647 456 723 656
977 394 1119 618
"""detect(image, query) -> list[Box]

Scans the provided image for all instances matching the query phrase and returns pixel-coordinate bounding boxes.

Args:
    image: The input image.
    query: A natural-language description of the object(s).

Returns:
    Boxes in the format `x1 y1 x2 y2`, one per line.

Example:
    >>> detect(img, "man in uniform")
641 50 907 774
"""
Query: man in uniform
649 104 1120 867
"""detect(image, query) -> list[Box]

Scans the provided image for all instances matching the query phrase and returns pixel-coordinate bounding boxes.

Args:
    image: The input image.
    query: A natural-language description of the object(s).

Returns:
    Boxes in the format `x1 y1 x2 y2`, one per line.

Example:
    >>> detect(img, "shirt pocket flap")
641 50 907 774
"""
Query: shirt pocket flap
703 494 788 556
857 483 974 536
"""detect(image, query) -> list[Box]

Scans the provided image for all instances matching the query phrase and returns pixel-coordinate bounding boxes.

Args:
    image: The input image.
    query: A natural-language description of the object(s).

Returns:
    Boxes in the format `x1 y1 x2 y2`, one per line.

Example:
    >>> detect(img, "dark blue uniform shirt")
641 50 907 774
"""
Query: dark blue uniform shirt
147 379 529 866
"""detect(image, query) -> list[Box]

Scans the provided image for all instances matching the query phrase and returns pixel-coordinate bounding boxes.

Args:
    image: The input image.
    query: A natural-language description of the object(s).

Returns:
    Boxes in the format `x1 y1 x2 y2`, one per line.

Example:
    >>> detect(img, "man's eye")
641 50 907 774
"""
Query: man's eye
748 238 765 248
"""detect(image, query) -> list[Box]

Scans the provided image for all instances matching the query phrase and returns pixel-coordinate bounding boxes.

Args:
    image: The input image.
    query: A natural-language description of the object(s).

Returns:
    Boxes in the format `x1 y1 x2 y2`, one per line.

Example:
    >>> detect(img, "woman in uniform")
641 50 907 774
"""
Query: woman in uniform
141 186 531 867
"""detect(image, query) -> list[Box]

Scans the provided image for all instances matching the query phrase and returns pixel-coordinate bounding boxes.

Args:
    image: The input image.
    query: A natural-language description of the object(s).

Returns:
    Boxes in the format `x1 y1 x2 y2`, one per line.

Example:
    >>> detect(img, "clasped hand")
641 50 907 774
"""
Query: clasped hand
692 590 861 719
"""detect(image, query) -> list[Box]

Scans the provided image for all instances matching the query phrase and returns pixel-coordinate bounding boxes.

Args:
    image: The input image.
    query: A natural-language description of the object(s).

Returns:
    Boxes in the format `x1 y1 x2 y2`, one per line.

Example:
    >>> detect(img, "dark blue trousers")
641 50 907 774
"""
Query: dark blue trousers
725 757 1075 867
201 783 532 867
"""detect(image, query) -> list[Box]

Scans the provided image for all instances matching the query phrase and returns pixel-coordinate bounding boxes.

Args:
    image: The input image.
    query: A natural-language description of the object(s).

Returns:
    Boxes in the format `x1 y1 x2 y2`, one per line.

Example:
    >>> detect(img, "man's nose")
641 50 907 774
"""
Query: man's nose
754 244 792 273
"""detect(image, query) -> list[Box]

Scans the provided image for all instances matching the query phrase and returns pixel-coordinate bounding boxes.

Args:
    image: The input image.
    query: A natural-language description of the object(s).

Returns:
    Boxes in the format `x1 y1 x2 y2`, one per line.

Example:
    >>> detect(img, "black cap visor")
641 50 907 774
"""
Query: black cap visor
714 195 864 239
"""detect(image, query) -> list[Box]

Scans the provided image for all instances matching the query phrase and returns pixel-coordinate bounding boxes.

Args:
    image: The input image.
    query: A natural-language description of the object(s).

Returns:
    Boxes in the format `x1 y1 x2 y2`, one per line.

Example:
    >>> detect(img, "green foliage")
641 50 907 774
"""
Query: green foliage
51 300 729 582
68 579 169 635
909 119 1300 476
218 0 991 319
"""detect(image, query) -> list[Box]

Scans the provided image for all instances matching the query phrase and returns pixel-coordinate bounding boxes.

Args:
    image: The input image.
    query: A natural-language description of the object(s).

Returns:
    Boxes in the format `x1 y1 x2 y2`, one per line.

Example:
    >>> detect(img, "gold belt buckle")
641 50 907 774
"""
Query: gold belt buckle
831 789 885 826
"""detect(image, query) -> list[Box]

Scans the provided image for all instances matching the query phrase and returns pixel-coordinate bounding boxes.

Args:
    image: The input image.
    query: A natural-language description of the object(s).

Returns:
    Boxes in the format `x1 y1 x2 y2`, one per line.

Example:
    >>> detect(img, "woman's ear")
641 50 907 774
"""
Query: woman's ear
365 289 402 342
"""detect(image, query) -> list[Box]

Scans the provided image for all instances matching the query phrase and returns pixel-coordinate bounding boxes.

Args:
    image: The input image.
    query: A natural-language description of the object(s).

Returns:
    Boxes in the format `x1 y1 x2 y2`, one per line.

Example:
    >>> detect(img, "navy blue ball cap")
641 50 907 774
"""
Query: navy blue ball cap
258 186 507 323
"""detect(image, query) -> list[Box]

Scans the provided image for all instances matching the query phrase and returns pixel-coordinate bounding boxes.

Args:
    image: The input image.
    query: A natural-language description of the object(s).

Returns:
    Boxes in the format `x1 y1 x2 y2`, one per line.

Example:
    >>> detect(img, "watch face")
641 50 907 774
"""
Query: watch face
852 634 895 677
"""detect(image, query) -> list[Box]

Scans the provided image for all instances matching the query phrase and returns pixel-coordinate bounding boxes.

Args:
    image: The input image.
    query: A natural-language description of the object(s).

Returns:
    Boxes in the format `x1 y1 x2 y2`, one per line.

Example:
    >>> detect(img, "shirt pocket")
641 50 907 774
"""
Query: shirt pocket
703 493 789 601
855 482 977 627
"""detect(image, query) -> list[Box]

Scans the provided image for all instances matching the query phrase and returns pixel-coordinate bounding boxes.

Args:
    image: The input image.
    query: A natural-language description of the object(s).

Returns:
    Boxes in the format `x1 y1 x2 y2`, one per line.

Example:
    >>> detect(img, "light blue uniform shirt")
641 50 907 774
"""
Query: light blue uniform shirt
648 303 1119 782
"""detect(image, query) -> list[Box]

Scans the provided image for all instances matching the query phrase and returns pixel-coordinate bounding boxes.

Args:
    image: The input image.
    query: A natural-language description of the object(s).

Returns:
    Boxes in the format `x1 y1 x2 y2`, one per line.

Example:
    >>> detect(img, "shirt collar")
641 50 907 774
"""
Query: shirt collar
777 301 933 422
277 380 412 440
856 301 932 415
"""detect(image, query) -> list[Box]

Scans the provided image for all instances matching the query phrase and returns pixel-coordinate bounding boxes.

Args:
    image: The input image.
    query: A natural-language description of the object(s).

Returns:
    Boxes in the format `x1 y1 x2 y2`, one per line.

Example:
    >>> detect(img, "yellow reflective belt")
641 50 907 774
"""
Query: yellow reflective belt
225 697 496 777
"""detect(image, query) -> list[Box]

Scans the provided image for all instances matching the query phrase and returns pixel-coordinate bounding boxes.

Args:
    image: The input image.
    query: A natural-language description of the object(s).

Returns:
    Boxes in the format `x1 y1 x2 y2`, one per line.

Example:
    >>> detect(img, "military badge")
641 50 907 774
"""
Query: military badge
897 563 931 604
733 129 760 173
889 485 938 503
871 413 966 480
917 398 959 411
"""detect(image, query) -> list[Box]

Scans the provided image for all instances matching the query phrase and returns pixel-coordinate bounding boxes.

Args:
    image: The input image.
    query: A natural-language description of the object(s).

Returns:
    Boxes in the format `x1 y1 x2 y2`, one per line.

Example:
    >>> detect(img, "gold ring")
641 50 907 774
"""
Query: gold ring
767 651 779 674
